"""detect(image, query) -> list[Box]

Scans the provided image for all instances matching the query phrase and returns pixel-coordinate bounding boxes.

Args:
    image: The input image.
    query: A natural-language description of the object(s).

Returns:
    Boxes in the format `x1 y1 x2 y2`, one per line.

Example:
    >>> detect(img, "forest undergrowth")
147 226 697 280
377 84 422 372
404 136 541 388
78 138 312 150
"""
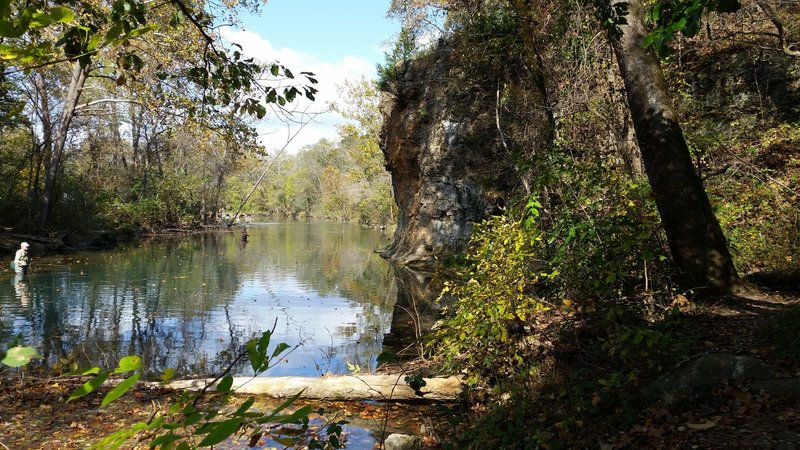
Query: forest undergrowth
433 287 800 449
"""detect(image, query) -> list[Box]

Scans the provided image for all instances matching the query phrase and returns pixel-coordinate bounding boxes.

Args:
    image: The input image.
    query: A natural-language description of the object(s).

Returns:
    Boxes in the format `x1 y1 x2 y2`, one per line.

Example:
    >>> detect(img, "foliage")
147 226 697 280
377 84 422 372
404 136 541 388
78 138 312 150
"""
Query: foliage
1 345 41 367
376 27 417 92
430 152 671 385
233 80 394 226
431 211 548 385
0 0 317 116
592 305 691 374
644 0 742 57
533 155 670 300
65 326 345 449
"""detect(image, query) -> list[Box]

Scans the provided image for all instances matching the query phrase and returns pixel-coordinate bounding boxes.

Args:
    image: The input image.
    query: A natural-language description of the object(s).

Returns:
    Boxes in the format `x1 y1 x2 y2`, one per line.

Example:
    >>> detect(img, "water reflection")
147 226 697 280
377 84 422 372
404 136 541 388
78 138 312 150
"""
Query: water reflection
383 265 443 357
0 222 397 379
13 272 30 306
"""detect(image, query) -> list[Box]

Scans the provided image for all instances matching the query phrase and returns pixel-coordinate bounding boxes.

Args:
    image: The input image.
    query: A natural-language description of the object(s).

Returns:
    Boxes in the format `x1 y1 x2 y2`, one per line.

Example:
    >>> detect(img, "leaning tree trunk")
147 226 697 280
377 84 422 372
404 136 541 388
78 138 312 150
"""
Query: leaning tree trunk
37 59 90 231
610 0 737 290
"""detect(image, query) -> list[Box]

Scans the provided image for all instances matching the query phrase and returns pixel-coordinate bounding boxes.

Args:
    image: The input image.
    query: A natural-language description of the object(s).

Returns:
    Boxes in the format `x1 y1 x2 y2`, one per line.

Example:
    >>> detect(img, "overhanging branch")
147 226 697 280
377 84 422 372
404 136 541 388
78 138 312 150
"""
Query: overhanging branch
75 98 142 111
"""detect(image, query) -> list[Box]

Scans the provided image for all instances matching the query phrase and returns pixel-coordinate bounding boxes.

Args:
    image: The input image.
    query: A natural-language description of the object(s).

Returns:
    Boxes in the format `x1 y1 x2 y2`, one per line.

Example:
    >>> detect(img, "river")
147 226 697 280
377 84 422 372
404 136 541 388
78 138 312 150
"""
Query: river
0 221 398 379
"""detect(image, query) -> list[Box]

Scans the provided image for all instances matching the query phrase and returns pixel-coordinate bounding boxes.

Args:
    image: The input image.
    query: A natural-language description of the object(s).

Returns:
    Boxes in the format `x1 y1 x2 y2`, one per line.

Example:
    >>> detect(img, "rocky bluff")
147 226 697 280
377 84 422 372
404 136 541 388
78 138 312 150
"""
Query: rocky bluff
378 40 550 269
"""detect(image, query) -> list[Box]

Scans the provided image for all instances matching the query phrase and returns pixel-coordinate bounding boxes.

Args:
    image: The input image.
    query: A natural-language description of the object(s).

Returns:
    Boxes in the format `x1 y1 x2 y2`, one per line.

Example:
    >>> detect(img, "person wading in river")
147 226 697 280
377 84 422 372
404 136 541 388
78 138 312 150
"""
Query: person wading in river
13 242 31 274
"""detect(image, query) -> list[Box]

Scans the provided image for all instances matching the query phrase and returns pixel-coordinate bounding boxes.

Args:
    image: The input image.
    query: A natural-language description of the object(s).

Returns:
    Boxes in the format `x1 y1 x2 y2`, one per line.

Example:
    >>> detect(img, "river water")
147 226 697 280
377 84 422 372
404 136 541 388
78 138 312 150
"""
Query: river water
0 222 399 379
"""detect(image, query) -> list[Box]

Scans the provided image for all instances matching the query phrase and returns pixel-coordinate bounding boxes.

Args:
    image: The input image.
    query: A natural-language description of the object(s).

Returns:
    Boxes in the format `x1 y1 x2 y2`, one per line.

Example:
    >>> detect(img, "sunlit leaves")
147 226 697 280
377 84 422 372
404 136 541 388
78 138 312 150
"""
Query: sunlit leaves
0 0 316 118
68 372 110 402
114 355 142 373
101 373 141 406
1 345 41 367
67 354 141 404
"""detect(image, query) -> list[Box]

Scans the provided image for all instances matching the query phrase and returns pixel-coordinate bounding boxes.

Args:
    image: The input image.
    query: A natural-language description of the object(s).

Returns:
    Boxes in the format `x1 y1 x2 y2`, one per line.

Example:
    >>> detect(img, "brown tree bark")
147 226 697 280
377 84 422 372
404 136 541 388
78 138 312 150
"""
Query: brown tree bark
610 0 737 290
37 59 90 230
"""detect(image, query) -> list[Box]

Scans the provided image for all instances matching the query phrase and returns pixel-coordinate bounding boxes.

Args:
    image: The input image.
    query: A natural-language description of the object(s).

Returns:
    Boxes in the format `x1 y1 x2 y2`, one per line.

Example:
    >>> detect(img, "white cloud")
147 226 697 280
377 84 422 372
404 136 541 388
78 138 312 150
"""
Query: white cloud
221 28 376 153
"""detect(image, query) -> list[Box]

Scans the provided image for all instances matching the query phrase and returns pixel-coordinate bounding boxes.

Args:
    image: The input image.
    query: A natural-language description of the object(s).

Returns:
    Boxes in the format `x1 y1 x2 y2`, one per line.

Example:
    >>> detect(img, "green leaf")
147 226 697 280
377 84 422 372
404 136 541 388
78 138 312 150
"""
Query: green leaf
89 427 139 449
29 12 53 29
101 373 140 407
126 24 155 38
262 389 304 421
105 22 123 41
271 342 290 358
270 64 279 76
216 375 234 393
87 32 103 51
235 397 255 416
197 418 243 447
148 433 181 448
183 412 202 426
1 346 41 367
160 367 177 382
246 340 260 372
115 355 141 373
49 6 74 23
272 404 313 424
68 372 110 402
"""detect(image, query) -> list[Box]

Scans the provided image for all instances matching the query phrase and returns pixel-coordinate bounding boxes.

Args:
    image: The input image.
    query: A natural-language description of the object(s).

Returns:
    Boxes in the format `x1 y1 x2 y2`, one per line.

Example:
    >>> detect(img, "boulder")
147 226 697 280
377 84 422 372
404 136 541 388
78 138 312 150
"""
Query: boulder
642 353 774 405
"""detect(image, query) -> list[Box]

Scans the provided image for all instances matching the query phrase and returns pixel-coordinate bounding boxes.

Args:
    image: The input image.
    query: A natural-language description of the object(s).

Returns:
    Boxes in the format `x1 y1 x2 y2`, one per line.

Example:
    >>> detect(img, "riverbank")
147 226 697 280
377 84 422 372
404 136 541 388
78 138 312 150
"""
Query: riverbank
0 375 449 449
0 228 135 257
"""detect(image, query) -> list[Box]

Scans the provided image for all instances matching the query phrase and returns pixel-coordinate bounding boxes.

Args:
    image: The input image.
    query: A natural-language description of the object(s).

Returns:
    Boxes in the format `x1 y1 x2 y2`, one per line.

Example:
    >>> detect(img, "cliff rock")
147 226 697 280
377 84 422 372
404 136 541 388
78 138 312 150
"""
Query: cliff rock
378 44 538 268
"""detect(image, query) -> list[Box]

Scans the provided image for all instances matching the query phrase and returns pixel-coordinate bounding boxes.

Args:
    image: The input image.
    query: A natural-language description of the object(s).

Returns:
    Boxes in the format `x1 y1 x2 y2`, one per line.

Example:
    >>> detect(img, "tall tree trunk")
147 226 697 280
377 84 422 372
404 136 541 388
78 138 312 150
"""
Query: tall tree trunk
610 0 737 290
37 60 90 230
32 73 53 214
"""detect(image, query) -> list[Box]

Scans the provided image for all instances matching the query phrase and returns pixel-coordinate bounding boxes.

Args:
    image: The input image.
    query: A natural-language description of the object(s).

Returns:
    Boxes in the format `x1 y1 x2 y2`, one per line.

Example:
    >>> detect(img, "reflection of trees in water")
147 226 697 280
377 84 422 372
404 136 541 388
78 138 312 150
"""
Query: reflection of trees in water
3 233 245 377
0 223 399 378
263 222 394 304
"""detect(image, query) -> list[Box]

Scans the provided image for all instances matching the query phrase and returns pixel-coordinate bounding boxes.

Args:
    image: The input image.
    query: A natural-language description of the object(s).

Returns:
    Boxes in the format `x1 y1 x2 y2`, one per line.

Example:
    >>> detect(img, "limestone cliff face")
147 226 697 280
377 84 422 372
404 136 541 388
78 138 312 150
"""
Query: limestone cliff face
378 46 522 269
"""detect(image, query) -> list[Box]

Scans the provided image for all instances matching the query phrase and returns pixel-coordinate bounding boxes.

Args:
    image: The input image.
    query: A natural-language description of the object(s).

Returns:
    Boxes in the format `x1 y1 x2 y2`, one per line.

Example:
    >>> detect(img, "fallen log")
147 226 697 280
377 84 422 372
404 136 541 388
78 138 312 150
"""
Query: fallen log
158 375 462 402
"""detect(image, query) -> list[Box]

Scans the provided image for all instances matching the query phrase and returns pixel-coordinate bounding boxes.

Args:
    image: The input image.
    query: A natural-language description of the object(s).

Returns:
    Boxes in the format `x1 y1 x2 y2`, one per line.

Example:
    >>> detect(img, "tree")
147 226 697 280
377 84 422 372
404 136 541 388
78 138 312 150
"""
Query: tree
1 0 317 229
607 0 738 290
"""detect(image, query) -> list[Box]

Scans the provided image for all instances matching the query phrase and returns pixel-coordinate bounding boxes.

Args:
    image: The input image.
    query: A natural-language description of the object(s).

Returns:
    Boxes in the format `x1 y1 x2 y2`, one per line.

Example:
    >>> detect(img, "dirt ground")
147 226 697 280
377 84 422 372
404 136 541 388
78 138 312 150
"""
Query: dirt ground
612 288 800 449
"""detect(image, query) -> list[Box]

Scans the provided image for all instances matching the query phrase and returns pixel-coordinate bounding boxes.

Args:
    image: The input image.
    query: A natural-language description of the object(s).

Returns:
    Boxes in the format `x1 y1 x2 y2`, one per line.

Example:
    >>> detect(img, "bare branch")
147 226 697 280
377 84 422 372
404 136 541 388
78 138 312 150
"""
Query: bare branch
75 98 142 111
755 0 800 57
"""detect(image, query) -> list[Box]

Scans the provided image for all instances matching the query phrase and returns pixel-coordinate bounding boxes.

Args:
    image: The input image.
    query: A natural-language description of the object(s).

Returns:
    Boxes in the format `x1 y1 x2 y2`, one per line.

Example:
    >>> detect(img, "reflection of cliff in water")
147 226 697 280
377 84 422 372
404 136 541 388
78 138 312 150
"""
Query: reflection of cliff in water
383 265 443 356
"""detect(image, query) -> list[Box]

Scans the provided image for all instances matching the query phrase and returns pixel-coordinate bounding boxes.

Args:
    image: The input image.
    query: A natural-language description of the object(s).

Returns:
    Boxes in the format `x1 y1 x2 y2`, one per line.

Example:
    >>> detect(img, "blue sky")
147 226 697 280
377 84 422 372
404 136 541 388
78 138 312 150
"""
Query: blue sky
221 1 400 152
239 1 397 71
